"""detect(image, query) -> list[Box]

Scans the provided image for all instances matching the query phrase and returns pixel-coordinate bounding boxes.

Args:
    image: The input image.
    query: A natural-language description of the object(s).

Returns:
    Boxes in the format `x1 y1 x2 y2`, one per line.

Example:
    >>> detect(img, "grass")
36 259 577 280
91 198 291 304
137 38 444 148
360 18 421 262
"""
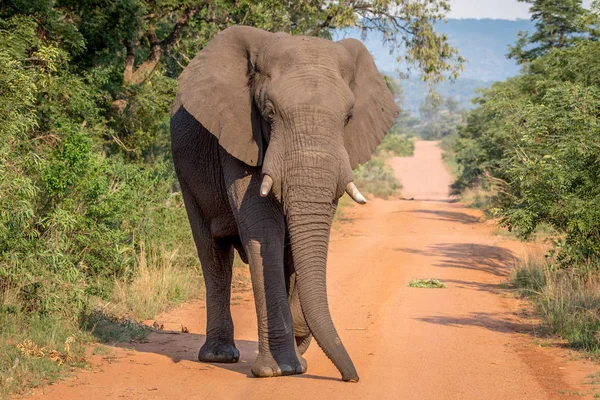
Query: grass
109 242 203 321
0 241 204 398
408 279 448 289
0 311 90 398
458 185 496 210
511 252 600 353
586 372 600 385
353 154 401 199
333 193 355 223
80 311 150 344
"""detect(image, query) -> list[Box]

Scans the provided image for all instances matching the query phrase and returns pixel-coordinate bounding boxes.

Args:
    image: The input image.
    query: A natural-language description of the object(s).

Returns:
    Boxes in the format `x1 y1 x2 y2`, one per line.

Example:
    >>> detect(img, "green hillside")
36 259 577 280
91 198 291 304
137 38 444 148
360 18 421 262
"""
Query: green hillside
338 19 535 113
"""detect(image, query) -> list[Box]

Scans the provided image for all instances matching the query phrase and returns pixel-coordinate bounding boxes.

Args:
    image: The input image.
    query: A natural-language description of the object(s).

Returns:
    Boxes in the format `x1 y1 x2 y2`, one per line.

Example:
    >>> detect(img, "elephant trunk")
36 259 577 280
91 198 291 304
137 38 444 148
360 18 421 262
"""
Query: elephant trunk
283 157 359 382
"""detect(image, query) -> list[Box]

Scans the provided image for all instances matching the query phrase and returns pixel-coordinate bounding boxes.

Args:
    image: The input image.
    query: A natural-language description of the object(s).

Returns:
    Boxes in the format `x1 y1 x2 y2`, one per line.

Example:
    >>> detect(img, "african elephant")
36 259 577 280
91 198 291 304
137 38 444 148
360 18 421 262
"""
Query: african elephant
170 26 398 382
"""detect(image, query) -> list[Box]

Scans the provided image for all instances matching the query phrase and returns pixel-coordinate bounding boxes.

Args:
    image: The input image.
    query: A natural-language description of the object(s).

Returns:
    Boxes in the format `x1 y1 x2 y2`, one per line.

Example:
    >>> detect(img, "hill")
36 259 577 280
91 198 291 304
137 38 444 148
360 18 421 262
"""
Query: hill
335 19 535 113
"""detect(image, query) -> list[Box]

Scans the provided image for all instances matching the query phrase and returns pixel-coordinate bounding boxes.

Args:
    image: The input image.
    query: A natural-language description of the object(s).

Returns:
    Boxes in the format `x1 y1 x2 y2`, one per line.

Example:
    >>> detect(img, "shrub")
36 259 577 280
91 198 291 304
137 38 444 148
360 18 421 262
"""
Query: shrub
453 41 600 269
512 254 600 353
377 134 415 157
353 155 401 199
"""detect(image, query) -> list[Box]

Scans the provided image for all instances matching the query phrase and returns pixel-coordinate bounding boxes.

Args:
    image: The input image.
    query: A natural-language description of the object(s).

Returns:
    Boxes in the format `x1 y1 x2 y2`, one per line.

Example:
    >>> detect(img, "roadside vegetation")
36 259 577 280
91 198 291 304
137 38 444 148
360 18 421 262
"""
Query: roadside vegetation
0 1 461 396
353 132 415 199
447 0 600 353
352 77 416 199
407 279 447 289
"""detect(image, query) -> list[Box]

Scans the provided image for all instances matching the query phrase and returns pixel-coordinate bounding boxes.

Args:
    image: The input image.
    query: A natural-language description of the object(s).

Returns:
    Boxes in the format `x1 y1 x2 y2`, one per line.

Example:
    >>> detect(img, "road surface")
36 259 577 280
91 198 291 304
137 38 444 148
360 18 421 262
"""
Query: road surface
27 141 599 399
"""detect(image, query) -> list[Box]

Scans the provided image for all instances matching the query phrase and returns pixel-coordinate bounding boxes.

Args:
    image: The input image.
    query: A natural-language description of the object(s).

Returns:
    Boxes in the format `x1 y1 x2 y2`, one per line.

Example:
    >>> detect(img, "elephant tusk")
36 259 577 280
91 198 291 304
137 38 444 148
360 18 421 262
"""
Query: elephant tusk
260 175 273 197
346 182 367 205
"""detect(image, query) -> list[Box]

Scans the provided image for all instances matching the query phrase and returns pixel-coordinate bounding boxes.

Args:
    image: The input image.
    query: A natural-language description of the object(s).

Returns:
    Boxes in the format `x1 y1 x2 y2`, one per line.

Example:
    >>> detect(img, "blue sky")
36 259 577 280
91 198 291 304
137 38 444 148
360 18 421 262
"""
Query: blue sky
448 0 594 20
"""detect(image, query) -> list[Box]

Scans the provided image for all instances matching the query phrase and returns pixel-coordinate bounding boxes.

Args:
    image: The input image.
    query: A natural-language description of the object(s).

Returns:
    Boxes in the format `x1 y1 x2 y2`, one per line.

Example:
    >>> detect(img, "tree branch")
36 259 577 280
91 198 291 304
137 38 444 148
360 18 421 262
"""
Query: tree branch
308 13 334 36
122 7 200 85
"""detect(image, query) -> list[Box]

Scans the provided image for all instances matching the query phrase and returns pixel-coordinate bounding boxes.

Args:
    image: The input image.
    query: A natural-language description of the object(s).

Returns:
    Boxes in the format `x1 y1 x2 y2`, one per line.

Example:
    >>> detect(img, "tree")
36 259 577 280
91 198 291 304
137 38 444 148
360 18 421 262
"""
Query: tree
0 1 465 316
508 0 590 63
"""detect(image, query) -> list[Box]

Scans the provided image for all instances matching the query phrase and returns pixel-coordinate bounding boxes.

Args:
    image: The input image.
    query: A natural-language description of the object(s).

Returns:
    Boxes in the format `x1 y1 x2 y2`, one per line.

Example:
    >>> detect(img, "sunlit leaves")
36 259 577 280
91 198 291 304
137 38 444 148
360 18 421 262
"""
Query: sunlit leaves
454 39 600 268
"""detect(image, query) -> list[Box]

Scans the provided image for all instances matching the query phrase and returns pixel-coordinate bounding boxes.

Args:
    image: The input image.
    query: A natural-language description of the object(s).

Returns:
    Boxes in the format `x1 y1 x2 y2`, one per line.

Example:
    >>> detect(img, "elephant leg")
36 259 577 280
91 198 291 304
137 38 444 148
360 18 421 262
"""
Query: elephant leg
179 185 239 363
197 239 239 363
222 155 305 377
284 236 312 356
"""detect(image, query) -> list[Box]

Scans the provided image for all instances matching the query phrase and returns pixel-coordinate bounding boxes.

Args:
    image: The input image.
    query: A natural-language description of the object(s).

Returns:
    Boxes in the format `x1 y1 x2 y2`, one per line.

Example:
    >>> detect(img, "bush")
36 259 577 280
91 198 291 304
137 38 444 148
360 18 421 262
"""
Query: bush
353 155 401 199
377 134 415 157
512 255 600 352
453 40 600 268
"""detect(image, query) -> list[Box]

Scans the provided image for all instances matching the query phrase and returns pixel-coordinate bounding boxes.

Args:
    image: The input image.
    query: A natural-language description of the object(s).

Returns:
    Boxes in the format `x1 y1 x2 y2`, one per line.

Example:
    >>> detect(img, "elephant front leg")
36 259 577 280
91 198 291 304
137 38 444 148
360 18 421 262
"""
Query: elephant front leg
224 170 305 377
241 230 305 377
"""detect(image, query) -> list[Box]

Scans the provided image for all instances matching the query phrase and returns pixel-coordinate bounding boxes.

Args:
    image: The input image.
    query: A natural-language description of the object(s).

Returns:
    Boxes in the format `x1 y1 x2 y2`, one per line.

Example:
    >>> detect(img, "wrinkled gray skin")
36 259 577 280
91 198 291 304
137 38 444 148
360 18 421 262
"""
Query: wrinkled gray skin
170 26 398 382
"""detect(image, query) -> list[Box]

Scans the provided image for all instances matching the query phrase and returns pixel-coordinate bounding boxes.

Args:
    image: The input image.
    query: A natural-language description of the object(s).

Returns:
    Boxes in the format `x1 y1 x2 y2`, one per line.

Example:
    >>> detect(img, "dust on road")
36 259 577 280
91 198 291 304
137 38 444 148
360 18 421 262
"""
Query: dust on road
26 141 599 399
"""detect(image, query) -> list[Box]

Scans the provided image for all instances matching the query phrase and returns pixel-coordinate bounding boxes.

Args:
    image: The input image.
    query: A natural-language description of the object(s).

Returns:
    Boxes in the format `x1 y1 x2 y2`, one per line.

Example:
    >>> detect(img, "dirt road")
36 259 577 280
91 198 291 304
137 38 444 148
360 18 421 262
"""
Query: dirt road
28 141 598 399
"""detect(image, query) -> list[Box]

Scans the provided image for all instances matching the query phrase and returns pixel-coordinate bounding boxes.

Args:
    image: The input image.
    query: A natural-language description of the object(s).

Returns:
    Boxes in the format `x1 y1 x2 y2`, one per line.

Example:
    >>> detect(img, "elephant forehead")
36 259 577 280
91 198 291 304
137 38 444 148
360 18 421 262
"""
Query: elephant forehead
258 36 354 78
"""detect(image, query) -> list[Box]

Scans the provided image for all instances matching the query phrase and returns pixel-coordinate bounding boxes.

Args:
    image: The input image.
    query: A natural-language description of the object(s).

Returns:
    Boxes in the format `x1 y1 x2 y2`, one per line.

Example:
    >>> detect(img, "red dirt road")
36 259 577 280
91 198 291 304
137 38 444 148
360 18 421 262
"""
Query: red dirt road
27 141 599 399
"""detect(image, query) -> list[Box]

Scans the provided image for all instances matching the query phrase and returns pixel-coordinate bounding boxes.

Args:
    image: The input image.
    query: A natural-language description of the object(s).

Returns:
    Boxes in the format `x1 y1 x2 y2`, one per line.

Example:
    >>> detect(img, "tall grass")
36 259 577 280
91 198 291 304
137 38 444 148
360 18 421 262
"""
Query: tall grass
0 239 203 397
110 243 202 321
512 253 600 353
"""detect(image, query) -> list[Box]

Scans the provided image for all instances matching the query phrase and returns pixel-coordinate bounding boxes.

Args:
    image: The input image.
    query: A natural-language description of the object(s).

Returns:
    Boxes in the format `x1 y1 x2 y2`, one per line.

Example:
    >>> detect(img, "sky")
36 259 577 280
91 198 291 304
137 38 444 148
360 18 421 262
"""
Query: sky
448 0 594 20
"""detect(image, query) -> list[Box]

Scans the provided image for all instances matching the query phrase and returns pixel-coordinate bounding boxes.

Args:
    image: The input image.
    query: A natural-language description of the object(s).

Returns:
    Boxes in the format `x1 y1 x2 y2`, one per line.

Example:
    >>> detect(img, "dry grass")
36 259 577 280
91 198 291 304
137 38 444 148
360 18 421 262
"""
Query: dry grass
110 242 203 321
459 185 495 210
232 253 252 293
512 251 600 353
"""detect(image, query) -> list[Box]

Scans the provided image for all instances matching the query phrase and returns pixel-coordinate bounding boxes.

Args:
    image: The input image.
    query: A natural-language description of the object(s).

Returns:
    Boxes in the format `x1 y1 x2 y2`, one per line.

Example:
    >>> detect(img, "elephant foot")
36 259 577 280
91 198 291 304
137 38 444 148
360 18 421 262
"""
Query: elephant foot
251 353 306 378
296 333 312 355
198 341 239 363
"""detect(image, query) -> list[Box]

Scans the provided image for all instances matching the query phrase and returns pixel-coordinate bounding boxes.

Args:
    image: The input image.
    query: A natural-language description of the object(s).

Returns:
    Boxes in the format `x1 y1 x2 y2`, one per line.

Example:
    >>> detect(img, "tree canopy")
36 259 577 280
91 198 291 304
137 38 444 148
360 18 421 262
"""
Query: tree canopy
0 0 463 319
508 0 597 63
453 1 600 268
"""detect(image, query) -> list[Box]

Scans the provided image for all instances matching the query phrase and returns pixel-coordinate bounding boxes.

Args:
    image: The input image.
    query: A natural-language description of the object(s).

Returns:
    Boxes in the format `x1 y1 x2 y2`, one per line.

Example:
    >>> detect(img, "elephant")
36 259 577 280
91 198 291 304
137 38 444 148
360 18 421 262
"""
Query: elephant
170 26 398 382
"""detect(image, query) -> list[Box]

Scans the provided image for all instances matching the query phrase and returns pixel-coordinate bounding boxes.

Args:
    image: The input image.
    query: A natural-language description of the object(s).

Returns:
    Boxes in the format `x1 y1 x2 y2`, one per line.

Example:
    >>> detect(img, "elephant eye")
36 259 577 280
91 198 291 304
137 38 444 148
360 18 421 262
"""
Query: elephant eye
345 108 354 126
265 100 275 121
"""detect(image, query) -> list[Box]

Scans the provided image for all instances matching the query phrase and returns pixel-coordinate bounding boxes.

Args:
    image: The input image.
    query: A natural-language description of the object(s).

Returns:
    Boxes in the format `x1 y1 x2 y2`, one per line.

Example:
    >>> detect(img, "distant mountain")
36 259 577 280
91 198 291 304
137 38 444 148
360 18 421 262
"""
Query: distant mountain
334 19 535 113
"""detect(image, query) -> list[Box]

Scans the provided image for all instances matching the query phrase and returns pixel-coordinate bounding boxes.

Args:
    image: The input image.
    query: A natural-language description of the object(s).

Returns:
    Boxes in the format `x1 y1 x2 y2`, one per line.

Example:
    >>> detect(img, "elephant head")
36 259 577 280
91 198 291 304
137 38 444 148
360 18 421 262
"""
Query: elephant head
174 26 398 381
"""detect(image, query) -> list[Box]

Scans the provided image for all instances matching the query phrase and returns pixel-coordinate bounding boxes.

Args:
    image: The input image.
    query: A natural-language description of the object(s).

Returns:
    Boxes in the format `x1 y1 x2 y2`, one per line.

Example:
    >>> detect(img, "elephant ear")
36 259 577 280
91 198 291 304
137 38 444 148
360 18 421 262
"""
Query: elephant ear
173 26 274 166
338 39 400 169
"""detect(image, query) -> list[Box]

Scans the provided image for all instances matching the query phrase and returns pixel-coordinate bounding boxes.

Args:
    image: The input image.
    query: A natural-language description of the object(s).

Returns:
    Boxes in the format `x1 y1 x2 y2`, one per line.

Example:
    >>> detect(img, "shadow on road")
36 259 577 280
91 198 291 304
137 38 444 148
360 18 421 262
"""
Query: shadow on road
400 209 481 224
113 331 258 377
415 312 537 335
394 243 517 277
113 331 340 382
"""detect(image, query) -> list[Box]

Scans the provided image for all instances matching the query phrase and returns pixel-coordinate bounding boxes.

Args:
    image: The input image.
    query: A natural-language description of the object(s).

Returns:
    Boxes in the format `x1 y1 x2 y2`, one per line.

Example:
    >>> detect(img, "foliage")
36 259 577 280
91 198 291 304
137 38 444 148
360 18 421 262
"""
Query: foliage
377 132 415 157
508 0 593 64
0 1 462 395
407 279 447 288
398 93 466 141
453 1 600 270
352 132 415 199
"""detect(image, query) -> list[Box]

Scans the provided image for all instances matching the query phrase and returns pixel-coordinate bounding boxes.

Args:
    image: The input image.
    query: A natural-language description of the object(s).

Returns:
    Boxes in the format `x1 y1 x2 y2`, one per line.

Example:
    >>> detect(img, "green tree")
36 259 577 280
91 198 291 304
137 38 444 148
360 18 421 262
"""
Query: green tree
0 1 464 314
508 0 590 63
454 37 600 268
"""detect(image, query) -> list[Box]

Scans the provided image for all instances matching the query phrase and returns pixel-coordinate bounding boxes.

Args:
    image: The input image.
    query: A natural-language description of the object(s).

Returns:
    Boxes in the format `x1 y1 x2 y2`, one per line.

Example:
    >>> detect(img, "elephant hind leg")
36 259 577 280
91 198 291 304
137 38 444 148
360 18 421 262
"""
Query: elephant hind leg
197 238 240 363
178 183 239 363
